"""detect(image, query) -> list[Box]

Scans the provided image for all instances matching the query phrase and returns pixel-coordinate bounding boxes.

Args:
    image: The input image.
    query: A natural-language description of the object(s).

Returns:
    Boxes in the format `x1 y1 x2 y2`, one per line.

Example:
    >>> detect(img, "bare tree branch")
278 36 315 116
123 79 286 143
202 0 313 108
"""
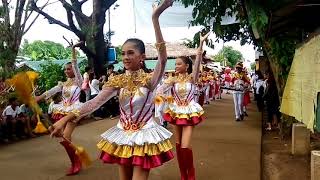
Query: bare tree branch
2 0 11 27
23 13 40 34
64 6 85 39
22 0 58 28
79 45 96 58
58 0 89 20
79 0 88 5
23 0 51 34
70 0 90 29
102 0 117 12
63 36 73 47
30 0 72 32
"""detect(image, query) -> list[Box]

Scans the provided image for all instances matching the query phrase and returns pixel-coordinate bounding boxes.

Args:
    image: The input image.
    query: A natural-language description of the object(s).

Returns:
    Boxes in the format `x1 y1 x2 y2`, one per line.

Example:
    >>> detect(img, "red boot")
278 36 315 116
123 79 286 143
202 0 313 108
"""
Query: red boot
181 148 196 180
176 143 187 180
60 140 82 176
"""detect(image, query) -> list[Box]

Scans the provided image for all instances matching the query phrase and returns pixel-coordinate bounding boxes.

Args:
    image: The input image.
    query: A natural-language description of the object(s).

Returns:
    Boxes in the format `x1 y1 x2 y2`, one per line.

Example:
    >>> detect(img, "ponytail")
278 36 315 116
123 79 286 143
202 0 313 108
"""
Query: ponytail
178 56 193 74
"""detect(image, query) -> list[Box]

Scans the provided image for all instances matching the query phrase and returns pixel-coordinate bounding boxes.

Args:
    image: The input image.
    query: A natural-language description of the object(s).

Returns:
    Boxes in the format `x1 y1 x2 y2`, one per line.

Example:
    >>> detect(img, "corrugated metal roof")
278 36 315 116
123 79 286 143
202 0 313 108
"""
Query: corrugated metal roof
113 59 176 72
17 58 85 71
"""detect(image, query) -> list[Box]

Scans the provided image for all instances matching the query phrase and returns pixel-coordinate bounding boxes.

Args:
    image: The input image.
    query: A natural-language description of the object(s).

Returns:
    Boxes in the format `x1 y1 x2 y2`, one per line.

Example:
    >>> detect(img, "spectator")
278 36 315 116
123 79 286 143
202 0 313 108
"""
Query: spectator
263 72 280 131
19 104 37 138
89 73 100 100
48 92 62 123
89 73 103 119
82 66 92 101
251 71 259 101
254 71 265 112
1 97 26 140
107 64 117 77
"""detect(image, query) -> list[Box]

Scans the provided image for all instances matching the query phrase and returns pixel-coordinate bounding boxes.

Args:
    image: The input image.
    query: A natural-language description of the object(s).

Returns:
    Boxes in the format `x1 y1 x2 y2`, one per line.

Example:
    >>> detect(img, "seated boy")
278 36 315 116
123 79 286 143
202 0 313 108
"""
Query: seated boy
19 104 37 137
48 92 62 123
1 97 26 140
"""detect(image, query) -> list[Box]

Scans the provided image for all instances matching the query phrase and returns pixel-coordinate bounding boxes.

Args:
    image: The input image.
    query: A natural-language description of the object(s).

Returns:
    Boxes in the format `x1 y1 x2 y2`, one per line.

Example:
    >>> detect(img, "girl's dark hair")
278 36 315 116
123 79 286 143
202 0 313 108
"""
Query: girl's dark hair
178 56 193 74
52 92 62 102
141 61 152 73
9 97 17 104
79 90 86 103
256 71 264 79
121 38 150 73
123 38 145 54
85 66 91 72
89 72 95 82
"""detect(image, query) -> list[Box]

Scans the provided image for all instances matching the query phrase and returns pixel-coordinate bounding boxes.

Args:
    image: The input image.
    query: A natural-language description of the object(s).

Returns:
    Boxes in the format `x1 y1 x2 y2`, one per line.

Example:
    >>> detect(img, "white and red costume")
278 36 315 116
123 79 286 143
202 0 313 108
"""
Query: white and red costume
72 69 174 169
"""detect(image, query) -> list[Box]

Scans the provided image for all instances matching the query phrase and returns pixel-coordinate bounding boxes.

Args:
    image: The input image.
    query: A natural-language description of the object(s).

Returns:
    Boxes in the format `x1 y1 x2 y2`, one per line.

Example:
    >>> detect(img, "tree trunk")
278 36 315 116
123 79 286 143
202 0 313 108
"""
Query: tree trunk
89 0 108 77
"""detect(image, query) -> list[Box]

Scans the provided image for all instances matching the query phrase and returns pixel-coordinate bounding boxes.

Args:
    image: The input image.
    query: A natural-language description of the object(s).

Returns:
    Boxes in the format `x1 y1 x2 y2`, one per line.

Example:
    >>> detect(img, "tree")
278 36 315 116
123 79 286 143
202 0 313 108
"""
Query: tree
19 40 79 60
37 62 65 92
182 30 215 49
30 0 118 76
213 46 243 67
0 0 48 75
250 62 256 71
180 0 254 45
179 0 300 96
115 46 122 62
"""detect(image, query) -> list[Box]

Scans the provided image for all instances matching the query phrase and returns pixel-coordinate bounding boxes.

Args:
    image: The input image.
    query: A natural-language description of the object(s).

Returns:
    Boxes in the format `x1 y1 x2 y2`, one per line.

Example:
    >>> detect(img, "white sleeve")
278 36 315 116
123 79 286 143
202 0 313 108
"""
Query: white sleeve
2 107 8 117
48 102 54 114
93 79 100 87
16 107 21 115
3 107 13 116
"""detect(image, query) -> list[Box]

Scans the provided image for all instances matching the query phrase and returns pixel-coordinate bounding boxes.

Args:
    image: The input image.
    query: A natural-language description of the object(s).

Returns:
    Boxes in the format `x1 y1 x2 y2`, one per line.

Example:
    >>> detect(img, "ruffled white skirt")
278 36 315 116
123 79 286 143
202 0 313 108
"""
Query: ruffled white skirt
100 118 172 146
51 101 83 114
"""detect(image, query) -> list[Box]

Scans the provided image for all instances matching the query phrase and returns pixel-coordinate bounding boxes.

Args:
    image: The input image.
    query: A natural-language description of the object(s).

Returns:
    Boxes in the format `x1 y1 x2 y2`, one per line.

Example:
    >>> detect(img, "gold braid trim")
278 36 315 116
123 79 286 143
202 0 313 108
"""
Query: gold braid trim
103 70 152 98
164 74 192 85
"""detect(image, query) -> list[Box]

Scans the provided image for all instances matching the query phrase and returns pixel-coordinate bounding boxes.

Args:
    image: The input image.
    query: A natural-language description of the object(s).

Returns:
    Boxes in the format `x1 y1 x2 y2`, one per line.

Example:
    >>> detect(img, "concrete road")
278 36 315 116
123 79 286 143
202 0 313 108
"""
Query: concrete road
0 94 261 180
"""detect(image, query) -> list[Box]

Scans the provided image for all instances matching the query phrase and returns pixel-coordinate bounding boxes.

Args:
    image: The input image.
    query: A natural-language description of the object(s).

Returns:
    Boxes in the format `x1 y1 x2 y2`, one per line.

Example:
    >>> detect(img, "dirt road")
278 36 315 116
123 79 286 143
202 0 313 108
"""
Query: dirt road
0 94 261 180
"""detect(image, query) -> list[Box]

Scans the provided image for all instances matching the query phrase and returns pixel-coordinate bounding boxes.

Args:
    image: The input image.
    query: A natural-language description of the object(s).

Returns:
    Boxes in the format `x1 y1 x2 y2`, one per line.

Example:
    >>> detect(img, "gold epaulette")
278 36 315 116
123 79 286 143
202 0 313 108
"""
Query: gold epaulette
103 71 152 96
103 74 124 88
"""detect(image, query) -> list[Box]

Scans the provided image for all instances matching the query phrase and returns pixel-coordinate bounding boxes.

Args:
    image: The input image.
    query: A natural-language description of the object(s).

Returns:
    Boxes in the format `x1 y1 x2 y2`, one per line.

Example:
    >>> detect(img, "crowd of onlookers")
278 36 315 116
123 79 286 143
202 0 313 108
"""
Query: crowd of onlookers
0 65 282 143
0 97 38 143
251 70 281 131
82 65 120 120
0 64 121 144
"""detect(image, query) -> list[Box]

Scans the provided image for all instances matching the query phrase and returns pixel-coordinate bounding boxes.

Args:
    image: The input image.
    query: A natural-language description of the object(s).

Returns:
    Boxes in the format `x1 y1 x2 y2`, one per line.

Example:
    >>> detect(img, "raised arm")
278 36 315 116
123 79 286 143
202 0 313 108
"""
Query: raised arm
71 42 84 87
36 83 63 102
149 0 173 90
49 86 117 137
72 87 117 120
192 32 210 83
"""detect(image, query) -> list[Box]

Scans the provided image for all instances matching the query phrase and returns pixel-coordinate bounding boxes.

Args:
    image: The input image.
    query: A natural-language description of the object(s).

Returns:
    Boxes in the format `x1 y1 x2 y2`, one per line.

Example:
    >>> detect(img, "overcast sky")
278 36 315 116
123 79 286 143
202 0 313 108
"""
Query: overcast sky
22 0 256 66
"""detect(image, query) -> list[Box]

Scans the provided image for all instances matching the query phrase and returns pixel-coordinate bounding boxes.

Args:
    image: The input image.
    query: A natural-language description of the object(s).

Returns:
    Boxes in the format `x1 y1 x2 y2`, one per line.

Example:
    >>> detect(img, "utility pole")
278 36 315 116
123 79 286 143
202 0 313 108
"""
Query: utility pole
108 8 111 44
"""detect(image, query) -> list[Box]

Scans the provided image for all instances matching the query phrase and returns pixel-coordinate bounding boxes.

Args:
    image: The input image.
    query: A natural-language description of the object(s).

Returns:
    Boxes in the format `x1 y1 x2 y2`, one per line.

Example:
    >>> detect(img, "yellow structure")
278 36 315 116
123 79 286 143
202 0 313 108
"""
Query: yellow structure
280 35 320 131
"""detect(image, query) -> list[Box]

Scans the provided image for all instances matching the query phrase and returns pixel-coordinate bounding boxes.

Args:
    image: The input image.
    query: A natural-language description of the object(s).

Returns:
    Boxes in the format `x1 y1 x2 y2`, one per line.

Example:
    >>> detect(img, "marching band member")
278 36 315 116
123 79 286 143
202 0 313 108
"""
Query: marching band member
35 42 85 175
161 32 210 180
49 1 174 179
231 62 250 121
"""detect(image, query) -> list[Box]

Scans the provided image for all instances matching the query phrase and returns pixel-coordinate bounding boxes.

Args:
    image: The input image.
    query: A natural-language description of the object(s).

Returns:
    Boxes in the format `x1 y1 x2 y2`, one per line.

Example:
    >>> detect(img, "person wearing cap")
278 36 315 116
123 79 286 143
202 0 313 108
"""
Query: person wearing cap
231 62 250 121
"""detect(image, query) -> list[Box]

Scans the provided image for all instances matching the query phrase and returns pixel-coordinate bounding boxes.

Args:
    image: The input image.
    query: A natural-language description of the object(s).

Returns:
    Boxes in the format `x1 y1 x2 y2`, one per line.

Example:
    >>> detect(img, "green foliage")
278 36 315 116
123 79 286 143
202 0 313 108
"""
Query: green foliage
182 30 215 49
247 4 268 34
180 0 255 45
20 40 79 60
0 6 4 17
78 59 89 75
115 46 122 61
213 46 243 67
250 62 256 71
37 62 65 93
267 37 297 79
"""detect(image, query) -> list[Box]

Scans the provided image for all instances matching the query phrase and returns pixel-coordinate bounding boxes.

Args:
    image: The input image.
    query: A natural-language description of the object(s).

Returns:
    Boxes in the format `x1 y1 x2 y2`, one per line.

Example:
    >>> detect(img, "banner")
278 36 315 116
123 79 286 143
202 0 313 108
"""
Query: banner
280 35 320 131
133 0 239 30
